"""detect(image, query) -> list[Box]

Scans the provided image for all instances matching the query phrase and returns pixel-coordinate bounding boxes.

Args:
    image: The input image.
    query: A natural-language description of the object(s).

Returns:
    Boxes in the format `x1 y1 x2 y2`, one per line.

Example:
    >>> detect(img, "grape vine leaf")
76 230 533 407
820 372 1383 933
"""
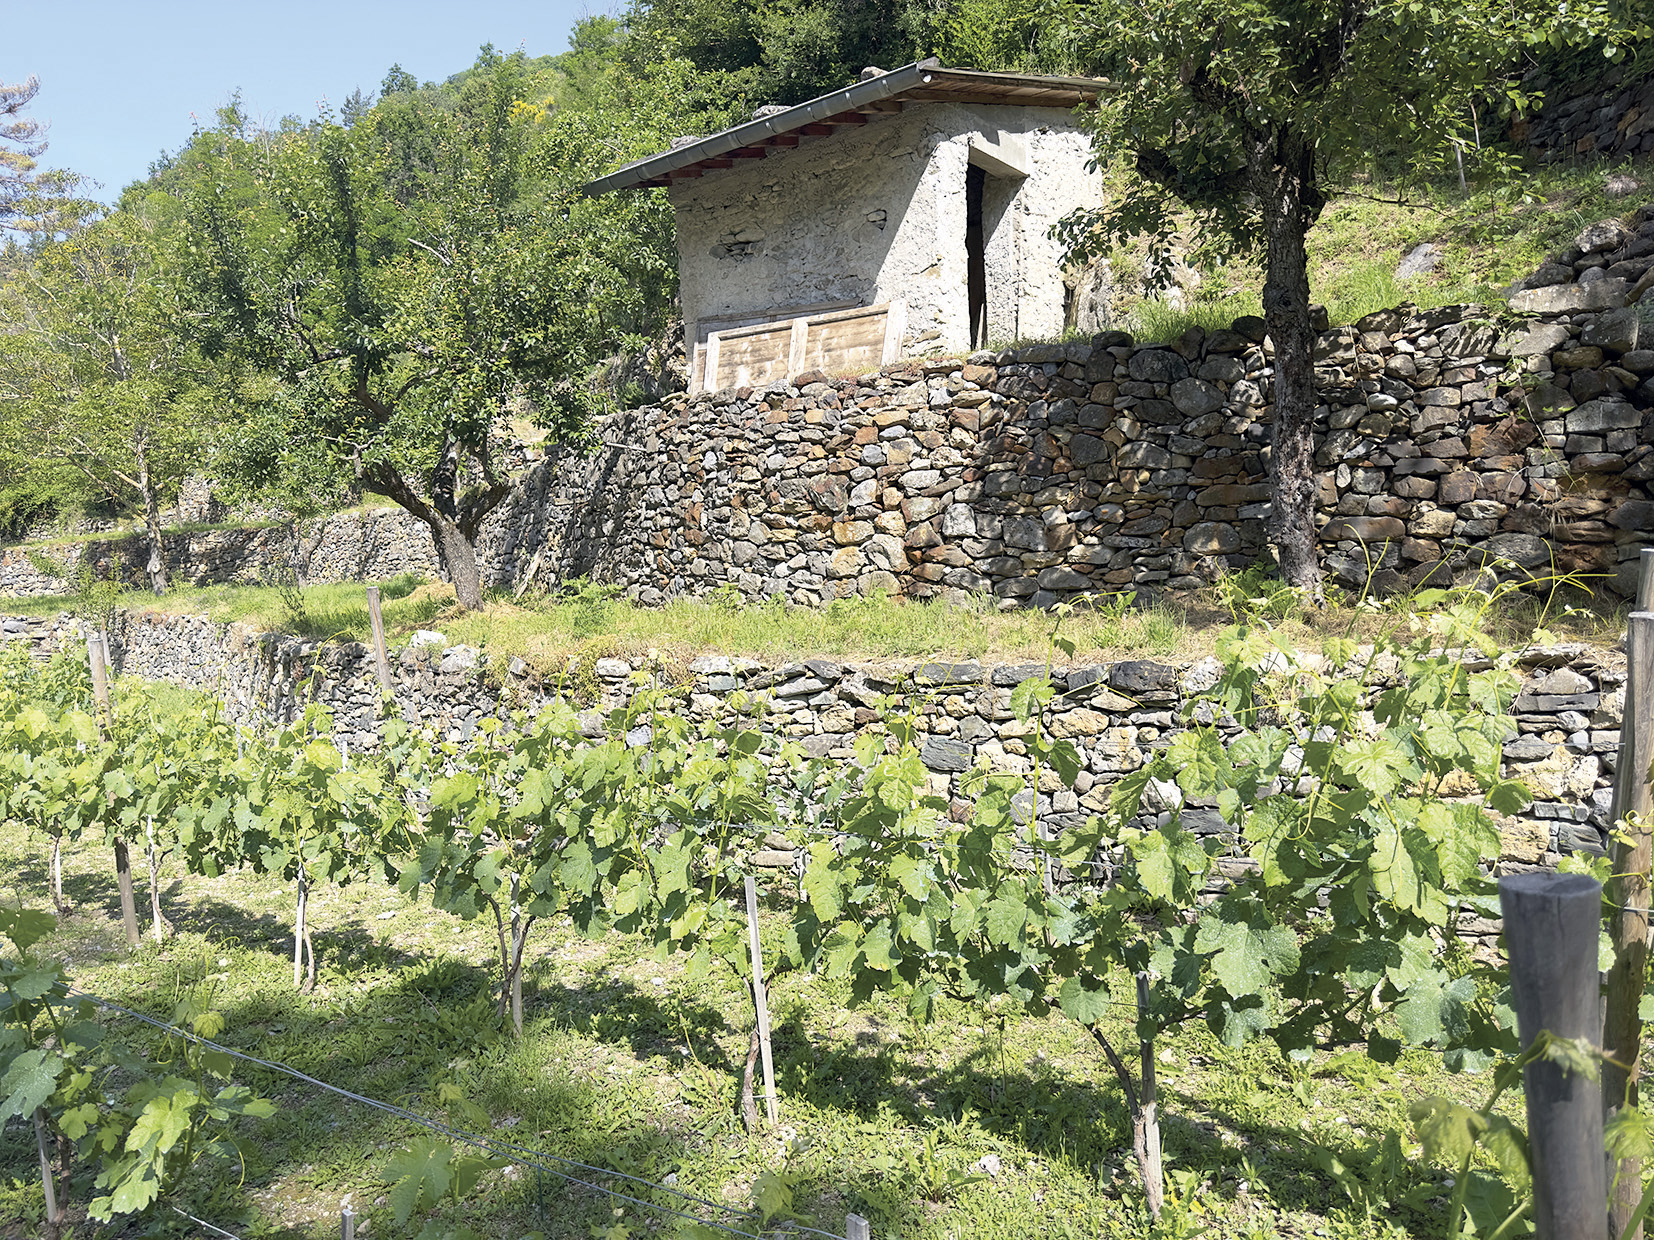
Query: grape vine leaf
0 1047 61 1118
385 1136 455 1225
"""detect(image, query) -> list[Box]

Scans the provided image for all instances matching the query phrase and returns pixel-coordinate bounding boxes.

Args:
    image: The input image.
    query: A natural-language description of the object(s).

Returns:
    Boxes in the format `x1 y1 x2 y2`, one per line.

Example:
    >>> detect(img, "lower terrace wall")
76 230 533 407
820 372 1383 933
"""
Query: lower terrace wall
0 510 444 598
1 609 1628 917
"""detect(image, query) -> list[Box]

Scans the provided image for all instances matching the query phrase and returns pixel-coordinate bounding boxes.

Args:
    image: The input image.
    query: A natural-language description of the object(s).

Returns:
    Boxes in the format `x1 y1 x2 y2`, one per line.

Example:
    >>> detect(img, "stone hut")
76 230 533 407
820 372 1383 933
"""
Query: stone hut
585 59 1107 392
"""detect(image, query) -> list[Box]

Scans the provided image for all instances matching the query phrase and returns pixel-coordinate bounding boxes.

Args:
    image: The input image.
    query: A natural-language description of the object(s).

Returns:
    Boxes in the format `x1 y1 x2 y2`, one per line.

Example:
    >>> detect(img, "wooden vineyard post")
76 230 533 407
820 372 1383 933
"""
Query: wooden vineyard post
744 875 779 1126
86 631 111 729
34 1107 60 1225
1607 592 1654 1240
88 632 140 947
1500 872 1605 1240
845 1213 871 1240
364 586 393 699
1136 971 1164 1221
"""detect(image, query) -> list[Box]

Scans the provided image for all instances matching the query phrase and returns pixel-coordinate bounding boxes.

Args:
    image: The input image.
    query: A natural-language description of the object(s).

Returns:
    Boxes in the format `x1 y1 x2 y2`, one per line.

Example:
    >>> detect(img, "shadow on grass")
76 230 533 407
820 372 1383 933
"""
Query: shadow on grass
5 870 1438 1239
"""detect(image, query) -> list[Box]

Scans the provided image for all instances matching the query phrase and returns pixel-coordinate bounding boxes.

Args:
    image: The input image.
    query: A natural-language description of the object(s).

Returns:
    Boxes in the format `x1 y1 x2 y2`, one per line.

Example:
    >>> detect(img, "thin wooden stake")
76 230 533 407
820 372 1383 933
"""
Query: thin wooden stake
845 1213 871 1240
86 631 111 732
1500 872 1606 1240
34 1107 60 1224
87 632 139 945
294 868 309 990
364 585 393 698
1639 547 1654 613
1136 971 1164 1221
744 875 778 1126
146 815 165 942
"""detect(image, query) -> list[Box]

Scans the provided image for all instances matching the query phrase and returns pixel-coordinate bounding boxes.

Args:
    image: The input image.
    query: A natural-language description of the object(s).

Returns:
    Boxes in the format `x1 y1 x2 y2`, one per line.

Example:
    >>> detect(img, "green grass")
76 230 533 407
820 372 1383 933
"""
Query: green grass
0 578 1199 669
1110 156 1654 342
0 757 1516 1240
2 566 1629 680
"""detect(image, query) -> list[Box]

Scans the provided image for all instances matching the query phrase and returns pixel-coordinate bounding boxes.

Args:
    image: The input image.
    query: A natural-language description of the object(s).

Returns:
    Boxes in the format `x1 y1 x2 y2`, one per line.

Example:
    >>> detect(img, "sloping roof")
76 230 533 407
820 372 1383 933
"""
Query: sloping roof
583 59 1109 196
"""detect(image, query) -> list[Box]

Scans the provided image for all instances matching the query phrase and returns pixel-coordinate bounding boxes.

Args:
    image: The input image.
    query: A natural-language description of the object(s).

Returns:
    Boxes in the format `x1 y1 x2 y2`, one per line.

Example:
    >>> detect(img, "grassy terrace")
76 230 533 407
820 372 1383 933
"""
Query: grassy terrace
1110 158 1653 342
0 568 1628 674
0 791 1505 1240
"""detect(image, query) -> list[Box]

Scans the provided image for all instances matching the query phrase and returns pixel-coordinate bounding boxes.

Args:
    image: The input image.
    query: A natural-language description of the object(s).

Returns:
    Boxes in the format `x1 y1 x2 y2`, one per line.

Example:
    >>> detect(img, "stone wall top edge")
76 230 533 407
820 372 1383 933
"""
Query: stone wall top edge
1 607 1623 689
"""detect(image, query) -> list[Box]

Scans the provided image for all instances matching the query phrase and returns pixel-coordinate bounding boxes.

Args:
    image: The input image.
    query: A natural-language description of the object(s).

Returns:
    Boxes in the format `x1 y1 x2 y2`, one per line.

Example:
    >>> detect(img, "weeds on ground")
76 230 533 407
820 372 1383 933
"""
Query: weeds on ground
0 813 1511 1240
1106 156 1653 343
0 566 1625 671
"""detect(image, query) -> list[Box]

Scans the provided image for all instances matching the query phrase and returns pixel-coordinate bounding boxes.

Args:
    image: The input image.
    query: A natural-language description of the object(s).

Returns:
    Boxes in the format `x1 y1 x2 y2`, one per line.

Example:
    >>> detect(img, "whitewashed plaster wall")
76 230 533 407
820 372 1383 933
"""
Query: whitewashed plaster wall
669 103 1101 357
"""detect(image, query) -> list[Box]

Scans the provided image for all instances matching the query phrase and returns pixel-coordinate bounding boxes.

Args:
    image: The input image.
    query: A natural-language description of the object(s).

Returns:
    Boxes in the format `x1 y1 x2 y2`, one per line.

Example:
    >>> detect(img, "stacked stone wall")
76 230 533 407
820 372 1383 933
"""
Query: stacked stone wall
0 510 444 599
7 209 1654 609
1517 63 1654 162
534 206 1654 606
0 610 1627 907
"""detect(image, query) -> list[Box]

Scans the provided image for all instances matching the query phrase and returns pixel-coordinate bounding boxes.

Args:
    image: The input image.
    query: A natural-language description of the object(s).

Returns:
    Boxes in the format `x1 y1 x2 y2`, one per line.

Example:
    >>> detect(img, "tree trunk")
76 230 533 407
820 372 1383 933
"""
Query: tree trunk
1253 130 1325 600
136 439 167 595
428 513 484 611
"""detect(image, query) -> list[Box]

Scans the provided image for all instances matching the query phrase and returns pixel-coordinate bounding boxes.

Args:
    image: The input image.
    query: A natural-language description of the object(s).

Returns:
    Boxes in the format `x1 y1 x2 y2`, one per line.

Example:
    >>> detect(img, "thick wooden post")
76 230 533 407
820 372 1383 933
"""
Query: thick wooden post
364 586 393 698
1608 607 1654 1240
1500 872 1605 1240
88 633 140 947
745 875 778 1126
86 632 111 730
845 1214 871 1240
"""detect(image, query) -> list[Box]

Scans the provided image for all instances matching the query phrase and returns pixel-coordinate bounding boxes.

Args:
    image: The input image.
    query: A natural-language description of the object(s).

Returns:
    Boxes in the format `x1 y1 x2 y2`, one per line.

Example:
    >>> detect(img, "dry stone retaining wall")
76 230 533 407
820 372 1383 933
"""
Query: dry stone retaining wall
7 210 1654 608
0 608 1627 903
0 510 444 599
1517 64 1654 162
532 205 1654 606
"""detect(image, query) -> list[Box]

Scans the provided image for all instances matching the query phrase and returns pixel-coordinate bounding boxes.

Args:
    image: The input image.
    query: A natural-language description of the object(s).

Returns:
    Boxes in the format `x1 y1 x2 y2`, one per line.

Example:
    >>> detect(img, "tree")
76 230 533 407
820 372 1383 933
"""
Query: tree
1054 0 1650 596
0 197 215 590
1 76 85 244
1 77 46 232
182 50 685 608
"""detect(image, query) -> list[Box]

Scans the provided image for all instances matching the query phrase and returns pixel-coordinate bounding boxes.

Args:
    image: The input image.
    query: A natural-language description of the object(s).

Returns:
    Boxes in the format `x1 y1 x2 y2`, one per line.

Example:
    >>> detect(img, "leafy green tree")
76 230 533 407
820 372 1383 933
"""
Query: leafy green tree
0 197 215 589
181 50 690 608
1053 0 1651 596
627 0 937 103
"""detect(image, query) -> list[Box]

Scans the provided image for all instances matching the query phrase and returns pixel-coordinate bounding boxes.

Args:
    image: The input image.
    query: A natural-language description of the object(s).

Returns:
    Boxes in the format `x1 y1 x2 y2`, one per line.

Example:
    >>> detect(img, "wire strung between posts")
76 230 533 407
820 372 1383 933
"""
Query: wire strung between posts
66 988 848 1240
171 1206 246 1239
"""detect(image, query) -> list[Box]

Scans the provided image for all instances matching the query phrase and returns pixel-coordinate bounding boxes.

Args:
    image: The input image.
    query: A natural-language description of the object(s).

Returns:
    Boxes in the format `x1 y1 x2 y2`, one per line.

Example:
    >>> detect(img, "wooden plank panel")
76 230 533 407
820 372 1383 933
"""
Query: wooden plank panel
709 322 794 390
801 306 891 378
704 301 902 391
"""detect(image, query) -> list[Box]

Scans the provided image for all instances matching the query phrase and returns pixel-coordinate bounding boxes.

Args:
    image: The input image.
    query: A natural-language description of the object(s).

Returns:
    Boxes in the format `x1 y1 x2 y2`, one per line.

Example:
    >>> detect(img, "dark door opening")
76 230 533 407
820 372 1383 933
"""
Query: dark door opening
965 163 987 348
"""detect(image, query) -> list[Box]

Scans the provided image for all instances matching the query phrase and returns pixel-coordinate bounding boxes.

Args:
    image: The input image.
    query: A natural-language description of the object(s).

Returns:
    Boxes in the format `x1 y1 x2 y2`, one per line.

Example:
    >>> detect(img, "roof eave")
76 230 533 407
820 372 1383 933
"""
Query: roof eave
583 59 942 198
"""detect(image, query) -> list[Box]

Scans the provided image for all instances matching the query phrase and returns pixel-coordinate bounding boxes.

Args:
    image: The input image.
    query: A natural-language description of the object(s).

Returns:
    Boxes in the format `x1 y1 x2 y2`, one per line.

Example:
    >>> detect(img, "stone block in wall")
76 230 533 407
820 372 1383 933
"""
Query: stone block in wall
1509 279 1631 313
1568 398 1643 432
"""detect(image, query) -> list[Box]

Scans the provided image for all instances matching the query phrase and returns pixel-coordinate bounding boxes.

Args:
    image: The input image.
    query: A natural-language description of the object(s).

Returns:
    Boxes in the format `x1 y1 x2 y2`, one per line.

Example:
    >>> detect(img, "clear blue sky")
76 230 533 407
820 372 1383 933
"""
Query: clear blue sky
14 0 604 203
